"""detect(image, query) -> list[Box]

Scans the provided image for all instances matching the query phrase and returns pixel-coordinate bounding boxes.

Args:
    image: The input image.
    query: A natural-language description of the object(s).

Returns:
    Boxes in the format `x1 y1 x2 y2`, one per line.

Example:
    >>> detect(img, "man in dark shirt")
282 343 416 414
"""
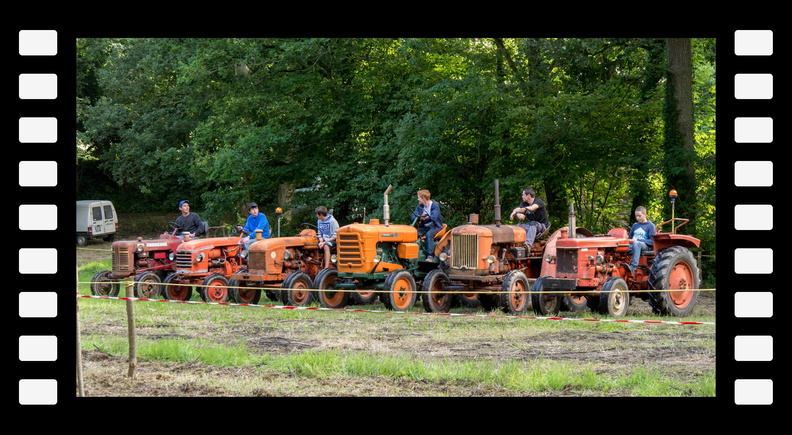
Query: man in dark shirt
509 187 549 249
172 200 205 238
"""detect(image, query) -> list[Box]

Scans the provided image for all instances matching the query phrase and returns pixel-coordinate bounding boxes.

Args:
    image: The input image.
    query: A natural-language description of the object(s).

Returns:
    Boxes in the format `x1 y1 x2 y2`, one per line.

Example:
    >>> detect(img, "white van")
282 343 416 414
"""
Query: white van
76 200 118 246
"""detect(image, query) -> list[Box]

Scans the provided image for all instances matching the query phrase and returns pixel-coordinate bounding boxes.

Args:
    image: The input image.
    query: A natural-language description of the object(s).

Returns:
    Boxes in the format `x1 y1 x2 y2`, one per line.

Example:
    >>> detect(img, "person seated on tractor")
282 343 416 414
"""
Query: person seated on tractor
510 187 549 250
412 189 443 262
171 200 205 239
316 206 339 269
626 205 656 271
237 202 270 248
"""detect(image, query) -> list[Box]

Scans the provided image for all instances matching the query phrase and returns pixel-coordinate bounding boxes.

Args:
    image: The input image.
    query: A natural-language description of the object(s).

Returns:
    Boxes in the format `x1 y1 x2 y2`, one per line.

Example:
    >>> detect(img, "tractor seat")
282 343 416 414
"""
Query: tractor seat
434 223 448 239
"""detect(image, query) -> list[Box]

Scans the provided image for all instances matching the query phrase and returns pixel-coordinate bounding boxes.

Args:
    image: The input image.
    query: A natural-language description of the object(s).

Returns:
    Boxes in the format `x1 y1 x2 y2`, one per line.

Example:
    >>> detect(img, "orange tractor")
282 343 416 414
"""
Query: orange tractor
533 192 701 317
228 228 328 306
312 185 447 311
90 229 186 298
421 180 592 315
159 232 251 303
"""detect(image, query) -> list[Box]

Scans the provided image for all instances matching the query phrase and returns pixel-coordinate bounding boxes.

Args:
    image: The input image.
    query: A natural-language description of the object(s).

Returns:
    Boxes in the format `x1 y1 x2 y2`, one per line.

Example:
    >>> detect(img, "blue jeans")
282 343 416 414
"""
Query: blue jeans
418 226 439 257
627 241 649 268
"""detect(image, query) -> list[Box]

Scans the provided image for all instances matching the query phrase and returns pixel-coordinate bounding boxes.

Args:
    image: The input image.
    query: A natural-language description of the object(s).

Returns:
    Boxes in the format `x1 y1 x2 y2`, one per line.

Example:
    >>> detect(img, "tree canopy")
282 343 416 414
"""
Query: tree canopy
76 37 716 281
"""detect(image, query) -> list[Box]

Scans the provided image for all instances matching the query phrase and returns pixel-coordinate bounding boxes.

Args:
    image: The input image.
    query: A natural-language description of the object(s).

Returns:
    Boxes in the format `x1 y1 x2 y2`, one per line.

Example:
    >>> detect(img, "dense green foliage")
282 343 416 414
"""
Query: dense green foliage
76 38 716 284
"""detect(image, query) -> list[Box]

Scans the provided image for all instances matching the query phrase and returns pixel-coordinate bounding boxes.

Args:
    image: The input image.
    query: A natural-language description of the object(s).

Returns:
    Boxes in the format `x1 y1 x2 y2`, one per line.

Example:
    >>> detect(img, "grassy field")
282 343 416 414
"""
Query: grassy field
76 241 716 398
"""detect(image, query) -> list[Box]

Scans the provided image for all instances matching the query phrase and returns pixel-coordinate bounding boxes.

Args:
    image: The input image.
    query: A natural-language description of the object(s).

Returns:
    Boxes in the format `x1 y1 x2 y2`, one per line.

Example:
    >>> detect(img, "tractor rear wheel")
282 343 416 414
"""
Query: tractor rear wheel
281 271 314 306
421 269 452 313
162 273 193 301
351 291 378 305
133 271 162 299
500 270 530 315
649 246 700 316
313 267 348 308
90 270 120 297
562 295 588 312
531 275 562 315
598 276 630 317
200 273 230 303
381 270 417 311
230 276 261 305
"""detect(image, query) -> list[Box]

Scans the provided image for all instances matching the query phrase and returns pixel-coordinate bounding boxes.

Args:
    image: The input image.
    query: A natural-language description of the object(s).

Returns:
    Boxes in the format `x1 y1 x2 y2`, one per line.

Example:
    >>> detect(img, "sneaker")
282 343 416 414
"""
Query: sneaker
426 255 435 262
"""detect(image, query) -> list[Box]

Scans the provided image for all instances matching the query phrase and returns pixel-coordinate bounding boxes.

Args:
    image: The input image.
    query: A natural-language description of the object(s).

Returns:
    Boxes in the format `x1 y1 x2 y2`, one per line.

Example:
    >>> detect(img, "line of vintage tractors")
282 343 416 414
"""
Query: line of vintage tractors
89 183 702 318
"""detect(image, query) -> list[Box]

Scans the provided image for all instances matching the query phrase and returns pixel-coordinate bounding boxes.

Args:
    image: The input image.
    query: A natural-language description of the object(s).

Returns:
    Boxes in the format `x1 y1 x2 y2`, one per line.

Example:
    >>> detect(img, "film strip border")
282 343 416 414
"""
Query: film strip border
14 29 775 408
729 30 776 407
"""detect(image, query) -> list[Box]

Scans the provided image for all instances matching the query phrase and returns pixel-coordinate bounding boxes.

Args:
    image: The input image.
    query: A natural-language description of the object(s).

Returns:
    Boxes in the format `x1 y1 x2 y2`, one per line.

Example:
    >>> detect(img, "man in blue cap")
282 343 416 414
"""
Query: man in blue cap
171 200 205 238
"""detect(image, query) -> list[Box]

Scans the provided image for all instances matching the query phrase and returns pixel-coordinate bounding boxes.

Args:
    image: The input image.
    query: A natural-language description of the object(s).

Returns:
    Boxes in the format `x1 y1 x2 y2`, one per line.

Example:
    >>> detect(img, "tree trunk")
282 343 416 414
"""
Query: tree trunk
664 38 697 228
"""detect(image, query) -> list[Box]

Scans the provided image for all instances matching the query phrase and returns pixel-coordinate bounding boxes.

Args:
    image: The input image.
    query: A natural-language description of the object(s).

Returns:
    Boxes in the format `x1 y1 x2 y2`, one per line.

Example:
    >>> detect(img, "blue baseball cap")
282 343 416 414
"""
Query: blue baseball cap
178 200 190 207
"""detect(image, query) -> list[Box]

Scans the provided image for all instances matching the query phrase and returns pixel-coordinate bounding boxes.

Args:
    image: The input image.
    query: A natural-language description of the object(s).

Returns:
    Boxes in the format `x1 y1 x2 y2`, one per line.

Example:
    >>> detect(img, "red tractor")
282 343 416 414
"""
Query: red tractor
89 232 183 299
421 179 592 315
533 194 701 317
228 228 329 306
159 232 250 303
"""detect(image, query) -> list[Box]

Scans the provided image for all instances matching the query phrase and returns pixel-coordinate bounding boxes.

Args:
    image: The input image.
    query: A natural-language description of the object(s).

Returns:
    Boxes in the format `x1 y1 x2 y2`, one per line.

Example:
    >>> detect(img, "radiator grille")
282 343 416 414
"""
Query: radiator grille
451 233 478 269
248 251 267 270
338 233 363 266
175 252 193 269
112 246 131 272
557 248 578 274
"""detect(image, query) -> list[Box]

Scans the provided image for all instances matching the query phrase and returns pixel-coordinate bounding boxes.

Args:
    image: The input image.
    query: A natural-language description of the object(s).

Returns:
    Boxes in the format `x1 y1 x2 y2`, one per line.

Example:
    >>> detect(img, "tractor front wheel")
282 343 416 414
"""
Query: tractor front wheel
133 271 162 299
281 271 314 306
230 276 261 305
598 276 630 317
162 273 193 301
90 270 120 297
500 270 530 315
381 270 417 311
200 273 231 303
531 275 562 315
313 268 347 309
421 269 452 313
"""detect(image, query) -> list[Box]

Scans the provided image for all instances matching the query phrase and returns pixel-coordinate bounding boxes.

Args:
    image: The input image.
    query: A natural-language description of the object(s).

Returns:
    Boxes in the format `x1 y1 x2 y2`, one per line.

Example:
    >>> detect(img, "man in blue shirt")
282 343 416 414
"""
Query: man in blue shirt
412 189 443 261
627 206 656 269
237 202 270 248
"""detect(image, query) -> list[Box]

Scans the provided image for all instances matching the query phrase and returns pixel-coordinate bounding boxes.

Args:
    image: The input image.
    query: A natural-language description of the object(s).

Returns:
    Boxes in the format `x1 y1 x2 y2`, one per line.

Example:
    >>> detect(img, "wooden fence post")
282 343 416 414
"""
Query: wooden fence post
125 282 137 379
76 266 85 397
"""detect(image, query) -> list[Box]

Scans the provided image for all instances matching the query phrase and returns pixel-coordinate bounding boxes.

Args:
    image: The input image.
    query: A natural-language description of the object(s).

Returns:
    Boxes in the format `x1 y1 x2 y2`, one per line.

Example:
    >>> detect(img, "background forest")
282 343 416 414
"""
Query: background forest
75 38 716 286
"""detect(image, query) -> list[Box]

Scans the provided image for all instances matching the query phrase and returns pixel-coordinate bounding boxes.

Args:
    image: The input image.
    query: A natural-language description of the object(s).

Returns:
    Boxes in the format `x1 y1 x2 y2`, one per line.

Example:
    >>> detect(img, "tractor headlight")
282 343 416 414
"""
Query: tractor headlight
438 252 448 262
196 253 205 263
136 243 144 252
596 254 605 264
331 254 337 263
545 254 556 263
373 255 382 263
283 250 292 260
240 249 248 259
486 255 496 264
168 252 175 261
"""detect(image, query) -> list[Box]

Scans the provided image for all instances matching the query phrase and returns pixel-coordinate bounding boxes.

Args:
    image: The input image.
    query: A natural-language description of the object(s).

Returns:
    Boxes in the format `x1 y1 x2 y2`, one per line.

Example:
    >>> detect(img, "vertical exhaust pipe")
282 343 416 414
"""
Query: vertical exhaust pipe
568 202 576 238
383 184 393 227
494 179 501 227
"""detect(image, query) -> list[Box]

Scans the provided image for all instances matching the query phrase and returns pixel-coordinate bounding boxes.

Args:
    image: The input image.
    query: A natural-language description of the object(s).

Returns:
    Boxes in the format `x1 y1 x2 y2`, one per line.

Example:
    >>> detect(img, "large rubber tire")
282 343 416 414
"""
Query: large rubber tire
500 270 530 315
455 293 481 308
531 275 562 315
230 276 261 305
90 270 120 297
162 273 193 301
598 276 630 317
477 293 500 311
200 273 231 303
562 295 589 312
281 271 314 306
133 271 162 299
313 267 347 309
381 270 417 311
421 269 453 313
648 246 701 317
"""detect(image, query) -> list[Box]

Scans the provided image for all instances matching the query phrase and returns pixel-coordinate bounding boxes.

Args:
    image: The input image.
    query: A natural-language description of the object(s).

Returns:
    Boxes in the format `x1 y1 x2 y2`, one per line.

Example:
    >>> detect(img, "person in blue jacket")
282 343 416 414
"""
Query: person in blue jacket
315 206 339 269
627 205 656 270
237 202 270 248
412 189 443 261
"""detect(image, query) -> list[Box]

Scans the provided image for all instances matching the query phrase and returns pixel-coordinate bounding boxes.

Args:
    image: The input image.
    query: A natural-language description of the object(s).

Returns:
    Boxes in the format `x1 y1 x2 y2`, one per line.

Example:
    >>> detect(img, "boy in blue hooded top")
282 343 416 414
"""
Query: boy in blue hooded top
316 206 339 269
237 202 270 248
627 206 656 269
